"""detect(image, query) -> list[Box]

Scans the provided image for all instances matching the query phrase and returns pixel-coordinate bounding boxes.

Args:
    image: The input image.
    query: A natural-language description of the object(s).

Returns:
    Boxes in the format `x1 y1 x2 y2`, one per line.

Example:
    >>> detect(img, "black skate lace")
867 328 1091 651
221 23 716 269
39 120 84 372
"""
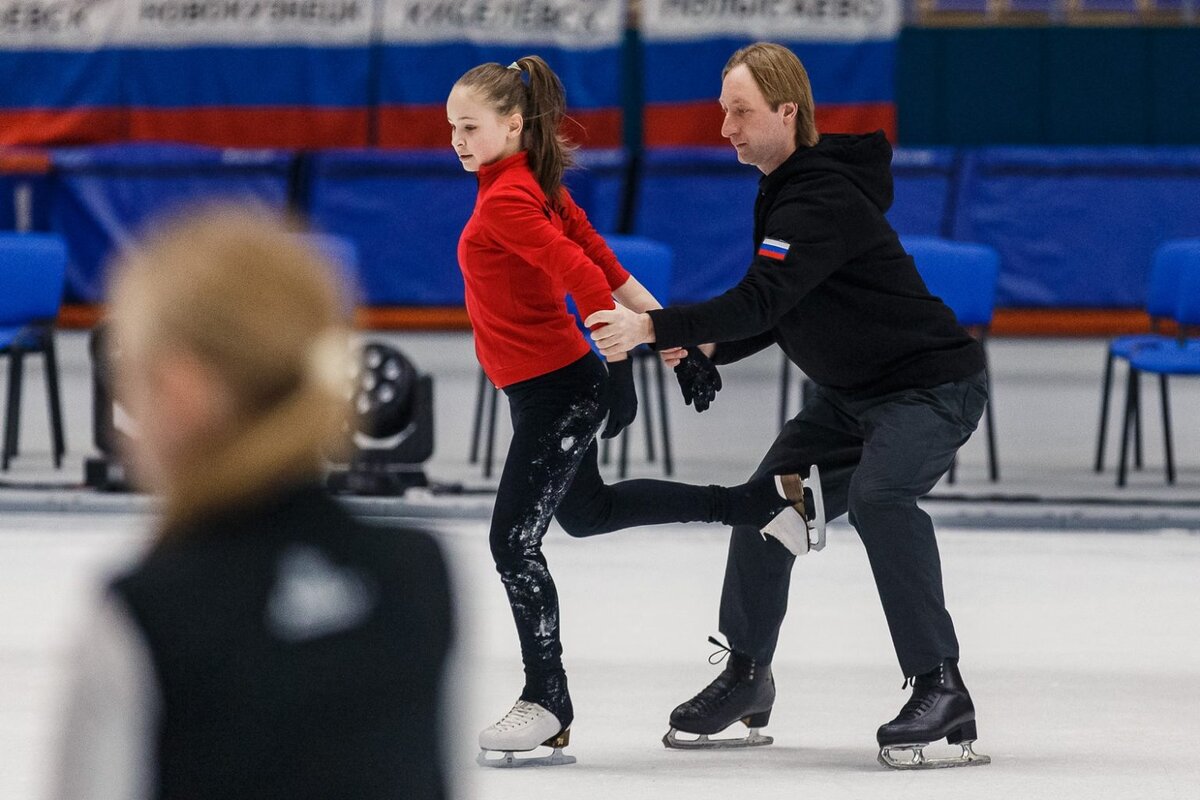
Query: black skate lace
707 635 732 665
896 692 938 721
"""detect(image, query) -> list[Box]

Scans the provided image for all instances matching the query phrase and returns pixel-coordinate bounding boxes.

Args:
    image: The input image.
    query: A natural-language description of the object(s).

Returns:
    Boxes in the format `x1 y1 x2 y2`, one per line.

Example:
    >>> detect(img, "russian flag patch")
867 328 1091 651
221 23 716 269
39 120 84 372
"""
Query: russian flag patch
758 238 790 261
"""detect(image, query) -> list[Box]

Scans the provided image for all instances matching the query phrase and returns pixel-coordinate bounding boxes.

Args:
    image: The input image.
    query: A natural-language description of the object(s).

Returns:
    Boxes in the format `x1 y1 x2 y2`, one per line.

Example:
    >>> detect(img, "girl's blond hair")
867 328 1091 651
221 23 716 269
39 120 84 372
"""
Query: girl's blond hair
108 204 351 534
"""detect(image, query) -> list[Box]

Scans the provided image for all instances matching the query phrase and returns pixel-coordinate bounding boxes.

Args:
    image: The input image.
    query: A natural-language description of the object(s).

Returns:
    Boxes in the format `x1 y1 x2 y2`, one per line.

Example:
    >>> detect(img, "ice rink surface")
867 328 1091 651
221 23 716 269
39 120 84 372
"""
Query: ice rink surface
4 514 1198 800
3 333 1200 799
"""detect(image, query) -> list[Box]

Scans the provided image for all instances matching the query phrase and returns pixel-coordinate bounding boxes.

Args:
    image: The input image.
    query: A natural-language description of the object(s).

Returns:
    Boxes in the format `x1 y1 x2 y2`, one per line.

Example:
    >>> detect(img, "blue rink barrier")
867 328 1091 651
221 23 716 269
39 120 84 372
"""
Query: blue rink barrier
48 144 295 303
632 148 759 303
889 147 959 237
303 149 628 306
953 147 1200 308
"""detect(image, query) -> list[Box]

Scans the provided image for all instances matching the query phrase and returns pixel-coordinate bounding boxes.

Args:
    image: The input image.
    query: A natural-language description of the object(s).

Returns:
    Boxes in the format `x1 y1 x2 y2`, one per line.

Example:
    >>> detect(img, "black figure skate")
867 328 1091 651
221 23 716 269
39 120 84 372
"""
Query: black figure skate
876 658 991 769
663 637 775 749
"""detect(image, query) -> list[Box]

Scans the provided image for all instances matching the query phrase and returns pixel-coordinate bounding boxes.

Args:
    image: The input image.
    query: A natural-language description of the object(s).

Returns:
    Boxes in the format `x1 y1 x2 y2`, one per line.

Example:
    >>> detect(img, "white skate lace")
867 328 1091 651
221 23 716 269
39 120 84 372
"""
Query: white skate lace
492 701 539 731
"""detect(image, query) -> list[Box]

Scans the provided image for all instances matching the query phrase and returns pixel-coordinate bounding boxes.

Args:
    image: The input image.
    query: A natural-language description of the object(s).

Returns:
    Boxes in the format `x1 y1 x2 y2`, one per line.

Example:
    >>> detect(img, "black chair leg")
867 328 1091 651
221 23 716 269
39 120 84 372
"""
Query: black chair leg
483 382 498 479
1159 374 1175 485
778 352 792 430
44 334 66 469
4 350 25 470
655 358 673 476
1117 369 1137 487
601 435 611 466
469 367 487 464
1094 349 1114 472
1133 374 1144 470
638 355 656 463
984 366 999 482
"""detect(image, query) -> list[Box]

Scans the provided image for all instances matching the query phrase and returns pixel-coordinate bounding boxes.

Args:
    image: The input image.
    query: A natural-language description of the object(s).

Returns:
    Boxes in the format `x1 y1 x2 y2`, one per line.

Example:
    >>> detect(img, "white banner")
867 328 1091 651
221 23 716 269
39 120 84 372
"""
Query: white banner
642 0 901 43
0 0 372 48
383 0 623 48
0 0 123 48
129 0 372 45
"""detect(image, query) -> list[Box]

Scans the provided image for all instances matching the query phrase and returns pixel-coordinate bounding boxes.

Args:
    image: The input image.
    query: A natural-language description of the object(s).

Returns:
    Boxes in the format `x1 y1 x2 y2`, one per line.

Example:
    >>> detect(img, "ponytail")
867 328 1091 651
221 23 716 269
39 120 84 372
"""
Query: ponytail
454 55 577 206
513 56 576 205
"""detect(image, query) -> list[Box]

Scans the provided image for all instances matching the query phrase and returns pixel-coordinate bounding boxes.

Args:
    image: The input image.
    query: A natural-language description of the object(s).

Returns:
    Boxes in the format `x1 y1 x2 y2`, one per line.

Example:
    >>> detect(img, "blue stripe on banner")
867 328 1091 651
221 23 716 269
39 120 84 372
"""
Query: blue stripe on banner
0 51 123 108
643 38 895 106
380 43 621 109
125 47 371 107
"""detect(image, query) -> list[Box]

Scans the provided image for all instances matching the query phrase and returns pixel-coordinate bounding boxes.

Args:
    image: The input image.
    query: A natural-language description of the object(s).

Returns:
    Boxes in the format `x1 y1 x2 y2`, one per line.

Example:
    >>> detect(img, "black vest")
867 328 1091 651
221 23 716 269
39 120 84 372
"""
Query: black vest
111 484 453 800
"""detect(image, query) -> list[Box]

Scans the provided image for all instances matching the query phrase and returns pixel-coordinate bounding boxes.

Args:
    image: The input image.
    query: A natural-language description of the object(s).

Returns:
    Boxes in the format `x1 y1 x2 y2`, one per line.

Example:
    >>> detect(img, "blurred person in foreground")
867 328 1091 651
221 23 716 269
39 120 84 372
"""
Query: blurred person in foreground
49 206 454 800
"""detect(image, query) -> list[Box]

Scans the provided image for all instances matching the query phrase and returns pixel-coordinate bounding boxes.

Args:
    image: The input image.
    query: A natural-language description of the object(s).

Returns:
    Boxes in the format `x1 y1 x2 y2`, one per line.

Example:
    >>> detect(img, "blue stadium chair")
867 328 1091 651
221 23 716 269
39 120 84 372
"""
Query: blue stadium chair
1094 240 1197 474
601 236 675 479
904 236 1002 482
1 233 68 470
1117 254 1200 486
468 236 675 480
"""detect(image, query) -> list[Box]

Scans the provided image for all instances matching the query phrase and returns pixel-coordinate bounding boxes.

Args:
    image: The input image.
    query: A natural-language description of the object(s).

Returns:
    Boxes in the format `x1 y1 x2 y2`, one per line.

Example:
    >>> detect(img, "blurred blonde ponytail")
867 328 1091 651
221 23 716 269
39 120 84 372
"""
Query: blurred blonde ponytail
108 204 353 536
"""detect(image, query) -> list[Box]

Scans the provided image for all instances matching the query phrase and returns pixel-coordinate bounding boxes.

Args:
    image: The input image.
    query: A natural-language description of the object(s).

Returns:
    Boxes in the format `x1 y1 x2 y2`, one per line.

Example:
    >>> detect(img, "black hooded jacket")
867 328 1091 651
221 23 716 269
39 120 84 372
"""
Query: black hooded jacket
648 132 986 398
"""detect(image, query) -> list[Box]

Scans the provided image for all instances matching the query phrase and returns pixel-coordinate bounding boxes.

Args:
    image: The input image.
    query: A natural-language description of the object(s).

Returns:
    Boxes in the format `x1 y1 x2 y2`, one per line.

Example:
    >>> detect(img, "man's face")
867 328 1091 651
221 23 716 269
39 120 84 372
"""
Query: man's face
719 64 797 175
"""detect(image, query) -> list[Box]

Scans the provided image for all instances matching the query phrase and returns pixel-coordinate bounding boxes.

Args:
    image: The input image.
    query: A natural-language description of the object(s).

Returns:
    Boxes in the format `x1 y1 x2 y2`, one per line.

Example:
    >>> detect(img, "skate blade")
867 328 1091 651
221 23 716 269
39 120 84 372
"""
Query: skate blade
477 746 576 768
764 466 826 556
806 465 827 552
662 727 773 750
877 740 991 770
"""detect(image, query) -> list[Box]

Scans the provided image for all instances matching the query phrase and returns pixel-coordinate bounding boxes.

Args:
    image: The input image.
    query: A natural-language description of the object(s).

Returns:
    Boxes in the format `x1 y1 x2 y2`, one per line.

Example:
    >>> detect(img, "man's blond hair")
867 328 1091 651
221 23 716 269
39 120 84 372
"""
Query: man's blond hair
724 43 819 148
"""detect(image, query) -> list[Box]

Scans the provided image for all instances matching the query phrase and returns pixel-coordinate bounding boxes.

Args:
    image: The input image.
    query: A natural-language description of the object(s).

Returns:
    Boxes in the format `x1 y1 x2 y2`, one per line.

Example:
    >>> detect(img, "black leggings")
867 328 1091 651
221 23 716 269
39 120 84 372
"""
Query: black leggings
491 353 748 726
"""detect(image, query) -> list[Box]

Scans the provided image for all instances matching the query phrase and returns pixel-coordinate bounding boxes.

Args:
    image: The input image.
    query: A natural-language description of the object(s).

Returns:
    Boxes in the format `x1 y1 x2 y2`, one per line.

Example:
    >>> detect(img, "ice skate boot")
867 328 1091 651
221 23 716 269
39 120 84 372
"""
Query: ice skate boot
761 465 826 556
477 700 575 768
663 637 774 749
876 658 991 770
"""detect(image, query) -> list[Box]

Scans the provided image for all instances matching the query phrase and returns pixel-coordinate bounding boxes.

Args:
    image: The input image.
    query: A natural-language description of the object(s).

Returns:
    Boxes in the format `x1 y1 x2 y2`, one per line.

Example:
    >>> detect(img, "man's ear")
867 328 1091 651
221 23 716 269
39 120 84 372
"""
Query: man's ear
779 102 798 122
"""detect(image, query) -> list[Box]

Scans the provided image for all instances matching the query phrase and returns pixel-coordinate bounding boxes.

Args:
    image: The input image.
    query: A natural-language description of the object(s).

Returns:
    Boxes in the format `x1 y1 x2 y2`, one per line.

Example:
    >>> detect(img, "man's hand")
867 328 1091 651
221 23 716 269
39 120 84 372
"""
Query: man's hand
585 305 654 358
674 348 722 413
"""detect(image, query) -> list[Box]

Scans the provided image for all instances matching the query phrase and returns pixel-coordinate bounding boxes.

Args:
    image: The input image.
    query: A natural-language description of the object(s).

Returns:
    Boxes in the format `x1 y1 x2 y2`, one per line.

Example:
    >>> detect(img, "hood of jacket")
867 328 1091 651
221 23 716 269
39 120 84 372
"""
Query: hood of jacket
762 131 894 213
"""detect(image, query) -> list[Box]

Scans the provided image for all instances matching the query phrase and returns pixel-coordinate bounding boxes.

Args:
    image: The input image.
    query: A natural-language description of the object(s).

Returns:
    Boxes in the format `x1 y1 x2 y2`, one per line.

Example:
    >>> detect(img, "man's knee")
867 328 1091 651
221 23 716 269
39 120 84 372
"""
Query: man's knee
847 474 913 520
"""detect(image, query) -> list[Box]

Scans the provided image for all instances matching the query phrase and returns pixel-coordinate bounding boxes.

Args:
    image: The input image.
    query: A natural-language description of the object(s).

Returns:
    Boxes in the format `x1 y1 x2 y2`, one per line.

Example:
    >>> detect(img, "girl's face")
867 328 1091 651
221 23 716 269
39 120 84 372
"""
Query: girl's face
447 84 523 172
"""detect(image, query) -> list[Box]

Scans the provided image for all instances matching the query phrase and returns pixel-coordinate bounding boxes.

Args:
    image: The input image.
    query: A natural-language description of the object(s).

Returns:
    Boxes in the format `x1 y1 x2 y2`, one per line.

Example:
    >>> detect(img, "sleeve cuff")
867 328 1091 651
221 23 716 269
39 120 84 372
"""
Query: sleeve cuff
646 307 683 351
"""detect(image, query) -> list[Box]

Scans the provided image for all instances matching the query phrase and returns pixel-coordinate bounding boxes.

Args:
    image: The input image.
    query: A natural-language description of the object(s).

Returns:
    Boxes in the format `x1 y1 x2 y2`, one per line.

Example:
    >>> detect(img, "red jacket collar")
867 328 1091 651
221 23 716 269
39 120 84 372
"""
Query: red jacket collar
477 150 529 188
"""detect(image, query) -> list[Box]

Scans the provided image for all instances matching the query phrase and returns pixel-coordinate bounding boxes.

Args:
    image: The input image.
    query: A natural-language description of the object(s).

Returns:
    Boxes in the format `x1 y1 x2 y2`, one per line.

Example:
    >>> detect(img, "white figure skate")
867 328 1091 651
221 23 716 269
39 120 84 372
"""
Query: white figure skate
761 465 826 555
477 700 575 768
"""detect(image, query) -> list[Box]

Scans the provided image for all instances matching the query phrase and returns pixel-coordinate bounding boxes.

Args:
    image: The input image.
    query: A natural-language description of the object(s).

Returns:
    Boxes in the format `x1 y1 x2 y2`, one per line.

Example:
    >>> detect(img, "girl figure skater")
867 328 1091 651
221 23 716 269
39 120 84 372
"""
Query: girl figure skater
449 56 825 766
51 207 454 800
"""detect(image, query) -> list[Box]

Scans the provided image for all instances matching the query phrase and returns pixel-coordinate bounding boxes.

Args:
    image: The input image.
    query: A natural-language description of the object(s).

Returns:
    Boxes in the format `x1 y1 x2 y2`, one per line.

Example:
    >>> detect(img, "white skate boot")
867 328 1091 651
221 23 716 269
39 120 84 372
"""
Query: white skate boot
477 700 575 768
761 465 826 556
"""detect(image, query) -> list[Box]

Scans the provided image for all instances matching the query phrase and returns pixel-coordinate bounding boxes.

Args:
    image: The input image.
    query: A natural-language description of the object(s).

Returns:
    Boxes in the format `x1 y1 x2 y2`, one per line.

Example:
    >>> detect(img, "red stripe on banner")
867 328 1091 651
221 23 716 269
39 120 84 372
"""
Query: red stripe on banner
644 102 896 148
129 108 370 149
0 109 128 147
378 105 623 149
758 248 787 261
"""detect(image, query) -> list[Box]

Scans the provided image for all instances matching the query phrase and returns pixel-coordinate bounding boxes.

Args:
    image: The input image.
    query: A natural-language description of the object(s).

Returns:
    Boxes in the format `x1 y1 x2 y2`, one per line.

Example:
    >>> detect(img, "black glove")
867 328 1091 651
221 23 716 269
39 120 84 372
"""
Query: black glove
674 348 722 413
601 358 638 439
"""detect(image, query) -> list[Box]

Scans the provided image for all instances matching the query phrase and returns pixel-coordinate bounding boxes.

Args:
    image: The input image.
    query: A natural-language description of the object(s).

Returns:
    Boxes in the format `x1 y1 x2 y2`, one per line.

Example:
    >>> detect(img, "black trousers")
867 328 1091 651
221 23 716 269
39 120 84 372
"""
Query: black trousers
719 370 989 679
492 353 737 725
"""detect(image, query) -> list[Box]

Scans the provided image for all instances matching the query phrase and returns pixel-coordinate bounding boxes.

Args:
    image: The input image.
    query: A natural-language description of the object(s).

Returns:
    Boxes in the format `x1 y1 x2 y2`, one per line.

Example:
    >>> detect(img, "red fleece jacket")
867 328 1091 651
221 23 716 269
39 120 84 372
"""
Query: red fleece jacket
457 151 630 388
